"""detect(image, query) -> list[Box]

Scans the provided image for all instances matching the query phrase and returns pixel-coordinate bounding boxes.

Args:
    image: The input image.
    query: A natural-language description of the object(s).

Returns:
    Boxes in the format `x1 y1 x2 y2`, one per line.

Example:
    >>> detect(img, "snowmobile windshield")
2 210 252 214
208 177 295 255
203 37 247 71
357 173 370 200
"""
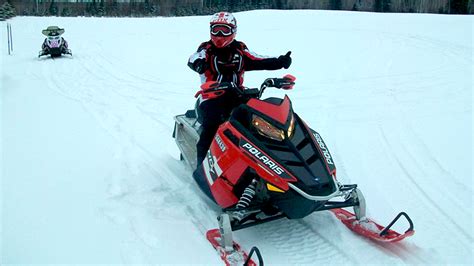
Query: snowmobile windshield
210 24 234 36
47 36 62 48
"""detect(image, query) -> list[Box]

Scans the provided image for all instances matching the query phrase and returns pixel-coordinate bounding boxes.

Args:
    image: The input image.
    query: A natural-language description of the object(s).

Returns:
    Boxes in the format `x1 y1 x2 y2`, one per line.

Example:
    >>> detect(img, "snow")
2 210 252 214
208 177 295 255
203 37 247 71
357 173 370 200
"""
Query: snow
1 10 472 265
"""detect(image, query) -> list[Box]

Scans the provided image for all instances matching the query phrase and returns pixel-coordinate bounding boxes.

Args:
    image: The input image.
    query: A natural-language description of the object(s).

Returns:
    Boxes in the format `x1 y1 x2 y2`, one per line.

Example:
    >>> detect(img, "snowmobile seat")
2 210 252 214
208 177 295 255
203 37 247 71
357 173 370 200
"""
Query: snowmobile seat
185 109 196 118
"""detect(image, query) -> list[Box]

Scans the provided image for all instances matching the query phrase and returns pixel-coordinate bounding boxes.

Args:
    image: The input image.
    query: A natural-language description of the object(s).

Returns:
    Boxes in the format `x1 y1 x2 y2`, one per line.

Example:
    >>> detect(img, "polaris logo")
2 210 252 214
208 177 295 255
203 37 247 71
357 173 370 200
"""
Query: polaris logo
214 134 226 152
242 142 284 175
313 132 334 165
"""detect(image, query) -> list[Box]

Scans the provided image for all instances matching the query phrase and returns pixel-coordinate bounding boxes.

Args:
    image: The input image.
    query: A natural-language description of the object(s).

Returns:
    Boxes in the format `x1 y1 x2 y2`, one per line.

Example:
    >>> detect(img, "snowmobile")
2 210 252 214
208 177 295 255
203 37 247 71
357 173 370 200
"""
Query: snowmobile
173 75 414 265
38 26 72 58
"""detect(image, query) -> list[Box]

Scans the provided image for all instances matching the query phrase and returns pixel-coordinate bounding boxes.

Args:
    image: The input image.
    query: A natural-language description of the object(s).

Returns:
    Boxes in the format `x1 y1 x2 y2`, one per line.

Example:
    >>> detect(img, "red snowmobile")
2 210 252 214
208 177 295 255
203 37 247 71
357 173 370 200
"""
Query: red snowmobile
173 75 414 265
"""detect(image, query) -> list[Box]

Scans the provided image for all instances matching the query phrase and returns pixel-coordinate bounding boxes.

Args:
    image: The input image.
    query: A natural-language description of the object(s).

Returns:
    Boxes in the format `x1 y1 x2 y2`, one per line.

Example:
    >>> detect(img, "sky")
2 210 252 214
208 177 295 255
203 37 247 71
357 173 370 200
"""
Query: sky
1 10 472 265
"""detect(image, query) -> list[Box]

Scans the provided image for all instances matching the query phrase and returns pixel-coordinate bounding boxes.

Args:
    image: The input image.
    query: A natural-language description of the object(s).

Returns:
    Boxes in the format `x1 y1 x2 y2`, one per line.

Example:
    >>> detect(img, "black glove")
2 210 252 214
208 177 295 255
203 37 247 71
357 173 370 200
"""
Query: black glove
278 51 292 69
193 58 207 74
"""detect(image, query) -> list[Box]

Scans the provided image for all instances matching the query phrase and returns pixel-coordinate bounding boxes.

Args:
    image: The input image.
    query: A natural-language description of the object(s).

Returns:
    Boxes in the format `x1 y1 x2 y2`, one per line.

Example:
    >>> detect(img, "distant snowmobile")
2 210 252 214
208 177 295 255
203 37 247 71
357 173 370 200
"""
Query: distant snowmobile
173 76 414 265
38 26 72 58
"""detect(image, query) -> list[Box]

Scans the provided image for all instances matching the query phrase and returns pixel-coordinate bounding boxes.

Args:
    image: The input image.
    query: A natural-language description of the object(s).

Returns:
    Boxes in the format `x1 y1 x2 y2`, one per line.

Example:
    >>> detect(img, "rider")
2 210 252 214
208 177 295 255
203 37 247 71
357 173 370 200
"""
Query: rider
188 11 292 165
40 26 70 56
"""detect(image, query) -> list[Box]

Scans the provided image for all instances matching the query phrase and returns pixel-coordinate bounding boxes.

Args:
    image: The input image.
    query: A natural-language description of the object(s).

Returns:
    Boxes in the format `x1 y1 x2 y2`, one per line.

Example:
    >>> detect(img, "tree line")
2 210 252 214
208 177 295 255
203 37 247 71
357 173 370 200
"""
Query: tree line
1 0 472 19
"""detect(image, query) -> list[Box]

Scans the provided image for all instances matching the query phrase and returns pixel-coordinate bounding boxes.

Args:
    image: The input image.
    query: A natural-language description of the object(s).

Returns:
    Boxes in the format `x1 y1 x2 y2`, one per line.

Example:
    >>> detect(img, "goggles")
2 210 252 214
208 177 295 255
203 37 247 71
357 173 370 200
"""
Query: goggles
210 24 234 36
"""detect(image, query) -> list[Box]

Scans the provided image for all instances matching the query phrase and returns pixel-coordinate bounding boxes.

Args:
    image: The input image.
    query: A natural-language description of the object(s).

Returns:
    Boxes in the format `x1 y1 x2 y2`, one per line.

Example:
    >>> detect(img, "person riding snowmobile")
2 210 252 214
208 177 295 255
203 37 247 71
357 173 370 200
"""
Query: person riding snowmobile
39 26 71 57
188 11 292 165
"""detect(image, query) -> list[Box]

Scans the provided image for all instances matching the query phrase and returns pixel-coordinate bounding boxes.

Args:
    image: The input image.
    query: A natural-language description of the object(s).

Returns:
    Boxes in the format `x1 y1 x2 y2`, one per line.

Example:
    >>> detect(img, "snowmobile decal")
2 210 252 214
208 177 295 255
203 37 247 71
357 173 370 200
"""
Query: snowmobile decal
303 126 337 176
240 140 292 179
312 132 334 165
203 152 222 185
215 134 227 152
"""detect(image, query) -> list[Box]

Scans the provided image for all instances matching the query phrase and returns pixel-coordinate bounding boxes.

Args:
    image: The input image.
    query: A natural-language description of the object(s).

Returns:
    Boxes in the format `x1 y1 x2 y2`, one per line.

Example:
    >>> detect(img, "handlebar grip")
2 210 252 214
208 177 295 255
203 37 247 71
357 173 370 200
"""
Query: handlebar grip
262 75 296 90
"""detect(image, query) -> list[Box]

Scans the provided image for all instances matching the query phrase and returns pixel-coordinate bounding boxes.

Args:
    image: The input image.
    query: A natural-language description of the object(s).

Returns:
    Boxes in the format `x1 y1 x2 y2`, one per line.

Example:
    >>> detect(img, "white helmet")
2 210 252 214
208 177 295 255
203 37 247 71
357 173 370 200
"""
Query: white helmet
209 12 237 48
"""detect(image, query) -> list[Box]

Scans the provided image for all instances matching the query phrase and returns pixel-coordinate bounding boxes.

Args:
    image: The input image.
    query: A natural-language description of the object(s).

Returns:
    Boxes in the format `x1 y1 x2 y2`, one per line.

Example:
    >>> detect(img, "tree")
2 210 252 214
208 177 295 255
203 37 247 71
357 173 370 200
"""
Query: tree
330 0 342 10
375 0 391 12
61 7 71 16
0 2 16 19
450 0 469 13
49 0 58 16
97 0 105 16
228 0 239 10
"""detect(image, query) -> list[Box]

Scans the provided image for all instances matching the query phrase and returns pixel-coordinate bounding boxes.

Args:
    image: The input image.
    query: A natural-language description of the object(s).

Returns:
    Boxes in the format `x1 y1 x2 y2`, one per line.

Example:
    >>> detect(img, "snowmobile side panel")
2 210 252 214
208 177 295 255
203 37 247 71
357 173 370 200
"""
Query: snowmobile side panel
305 126 337 177
207 129 248 185
212 178 239 208
173 115 200 169
192 165 216 203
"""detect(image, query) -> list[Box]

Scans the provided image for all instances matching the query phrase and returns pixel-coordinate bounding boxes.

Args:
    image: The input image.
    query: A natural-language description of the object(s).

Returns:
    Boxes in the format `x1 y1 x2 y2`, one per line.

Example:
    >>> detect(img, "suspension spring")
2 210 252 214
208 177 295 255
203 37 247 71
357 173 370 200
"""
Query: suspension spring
233 179 257 221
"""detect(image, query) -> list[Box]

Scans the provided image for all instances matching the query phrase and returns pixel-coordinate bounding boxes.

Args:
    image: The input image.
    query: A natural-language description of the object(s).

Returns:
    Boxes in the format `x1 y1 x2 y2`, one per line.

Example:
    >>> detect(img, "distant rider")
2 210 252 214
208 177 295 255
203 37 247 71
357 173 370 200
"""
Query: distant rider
41 34 69 55
188 11 292 165
39 26 71 57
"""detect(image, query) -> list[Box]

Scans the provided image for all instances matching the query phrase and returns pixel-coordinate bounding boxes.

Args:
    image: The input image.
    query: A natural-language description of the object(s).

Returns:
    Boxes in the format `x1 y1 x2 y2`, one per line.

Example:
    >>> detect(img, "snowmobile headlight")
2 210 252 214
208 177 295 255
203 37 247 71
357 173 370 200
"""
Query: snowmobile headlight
266 183 285 193
252 115 285 141
287 113 295 139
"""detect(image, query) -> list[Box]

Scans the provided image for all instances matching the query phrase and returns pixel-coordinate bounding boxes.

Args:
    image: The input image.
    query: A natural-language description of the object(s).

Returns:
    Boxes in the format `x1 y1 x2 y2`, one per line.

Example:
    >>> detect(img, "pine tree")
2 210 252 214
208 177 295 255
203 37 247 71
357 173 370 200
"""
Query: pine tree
49 0 58 16
374 0 391 12
330 0 342 10
450 0 469 13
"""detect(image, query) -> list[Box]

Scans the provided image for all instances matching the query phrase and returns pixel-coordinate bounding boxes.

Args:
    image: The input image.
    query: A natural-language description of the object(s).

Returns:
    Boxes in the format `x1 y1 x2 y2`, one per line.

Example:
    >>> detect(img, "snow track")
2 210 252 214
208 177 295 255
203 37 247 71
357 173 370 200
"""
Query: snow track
260 218 354 264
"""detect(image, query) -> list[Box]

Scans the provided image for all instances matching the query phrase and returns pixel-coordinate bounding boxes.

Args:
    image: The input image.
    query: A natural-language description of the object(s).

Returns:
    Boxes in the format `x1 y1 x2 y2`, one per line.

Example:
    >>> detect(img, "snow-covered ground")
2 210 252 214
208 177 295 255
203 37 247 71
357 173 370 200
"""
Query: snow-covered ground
1 10 472 265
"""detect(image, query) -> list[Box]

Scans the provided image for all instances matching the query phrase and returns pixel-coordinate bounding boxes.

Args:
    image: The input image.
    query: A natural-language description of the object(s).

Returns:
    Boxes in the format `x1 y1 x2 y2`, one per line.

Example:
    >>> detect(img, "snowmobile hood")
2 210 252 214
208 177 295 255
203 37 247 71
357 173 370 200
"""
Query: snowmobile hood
247 95 291 126
228 100 338 197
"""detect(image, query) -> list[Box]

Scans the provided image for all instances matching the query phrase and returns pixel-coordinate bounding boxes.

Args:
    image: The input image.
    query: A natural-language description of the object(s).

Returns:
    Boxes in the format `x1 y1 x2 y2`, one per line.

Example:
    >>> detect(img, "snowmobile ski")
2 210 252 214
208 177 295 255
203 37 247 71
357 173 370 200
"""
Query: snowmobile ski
206 228 263 266
331 208 414 242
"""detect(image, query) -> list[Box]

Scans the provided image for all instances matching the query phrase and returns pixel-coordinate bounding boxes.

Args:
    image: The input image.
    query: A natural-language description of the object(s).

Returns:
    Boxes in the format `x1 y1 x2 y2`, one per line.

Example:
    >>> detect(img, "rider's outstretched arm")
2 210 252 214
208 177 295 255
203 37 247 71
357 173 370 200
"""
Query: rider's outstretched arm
240 43 291 71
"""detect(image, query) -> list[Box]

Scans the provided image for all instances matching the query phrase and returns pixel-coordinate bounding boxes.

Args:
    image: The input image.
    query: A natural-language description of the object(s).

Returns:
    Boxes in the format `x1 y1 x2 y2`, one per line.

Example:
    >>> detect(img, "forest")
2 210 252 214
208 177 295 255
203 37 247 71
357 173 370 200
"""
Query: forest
1 0 472 20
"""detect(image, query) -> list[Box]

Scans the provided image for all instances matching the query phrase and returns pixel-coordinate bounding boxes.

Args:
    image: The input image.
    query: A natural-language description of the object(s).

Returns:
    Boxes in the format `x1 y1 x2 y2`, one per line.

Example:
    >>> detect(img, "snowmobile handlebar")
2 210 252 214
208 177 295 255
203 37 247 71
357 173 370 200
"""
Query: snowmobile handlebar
197 75 296 100
204 82 260 98
258 74 296 98
261 74 296 90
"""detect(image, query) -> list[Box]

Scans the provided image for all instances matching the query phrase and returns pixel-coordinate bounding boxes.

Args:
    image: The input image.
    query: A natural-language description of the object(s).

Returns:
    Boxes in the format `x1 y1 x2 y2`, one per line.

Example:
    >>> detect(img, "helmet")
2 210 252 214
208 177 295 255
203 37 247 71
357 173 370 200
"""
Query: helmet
210 12 237 48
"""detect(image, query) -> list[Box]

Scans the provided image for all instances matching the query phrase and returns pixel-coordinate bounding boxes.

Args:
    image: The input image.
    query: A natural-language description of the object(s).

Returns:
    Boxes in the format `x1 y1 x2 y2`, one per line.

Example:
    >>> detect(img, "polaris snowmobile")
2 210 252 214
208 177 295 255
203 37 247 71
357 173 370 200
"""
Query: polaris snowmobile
173 75 414 264
38 26 72 58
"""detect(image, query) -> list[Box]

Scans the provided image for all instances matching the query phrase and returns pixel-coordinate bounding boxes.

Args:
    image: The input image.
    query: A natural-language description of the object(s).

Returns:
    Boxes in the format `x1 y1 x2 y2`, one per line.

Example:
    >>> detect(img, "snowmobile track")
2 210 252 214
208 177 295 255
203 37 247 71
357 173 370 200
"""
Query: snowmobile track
256 217 354 265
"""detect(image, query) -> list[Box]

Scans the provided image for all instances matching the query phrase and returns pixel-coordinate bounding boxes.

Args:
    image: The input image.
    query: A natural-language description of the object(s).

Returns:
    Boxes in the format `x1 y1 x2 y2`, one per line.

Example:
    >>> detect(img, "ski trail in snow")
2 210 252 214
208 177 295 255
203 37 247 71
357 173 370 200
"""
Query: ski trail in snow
51 44 219 254
99 154 222 264
378 125 472 243
41 49 172 156
36 45 220 262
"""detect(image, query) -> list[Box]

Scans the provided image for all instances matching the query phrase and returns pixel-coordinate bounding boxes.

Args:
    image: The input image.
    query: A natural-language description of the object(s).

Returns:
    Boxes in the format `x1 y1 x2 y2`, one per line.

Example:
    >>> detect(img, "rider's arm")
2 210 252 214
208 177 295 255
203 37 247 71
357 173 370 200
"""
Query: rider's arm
188 42 210 74
240 43 286 71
